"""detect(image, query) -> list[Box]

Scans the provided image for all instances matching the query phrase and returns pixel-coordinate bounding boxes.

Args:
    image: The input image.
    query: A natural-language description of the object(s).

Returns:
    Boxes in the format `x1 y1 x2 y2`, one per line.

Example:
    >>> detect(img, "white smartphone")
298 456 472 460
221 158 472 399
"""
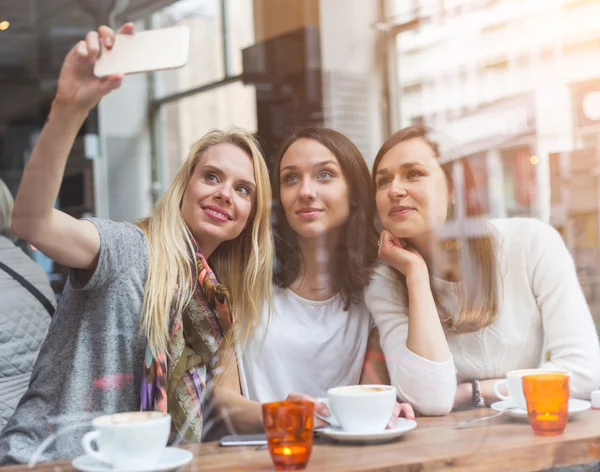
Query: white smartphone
219 433 268 447
93 25 190 77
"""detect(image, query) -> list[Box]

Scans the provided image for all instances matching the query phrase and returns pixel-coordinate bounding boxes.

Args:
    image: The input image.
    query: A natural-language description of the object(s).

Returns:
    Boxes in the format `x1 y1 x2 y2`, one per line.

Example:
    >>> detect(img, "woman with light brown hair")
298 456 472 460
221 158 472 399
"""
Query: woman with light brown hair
0 24 273 464
366 125 600 415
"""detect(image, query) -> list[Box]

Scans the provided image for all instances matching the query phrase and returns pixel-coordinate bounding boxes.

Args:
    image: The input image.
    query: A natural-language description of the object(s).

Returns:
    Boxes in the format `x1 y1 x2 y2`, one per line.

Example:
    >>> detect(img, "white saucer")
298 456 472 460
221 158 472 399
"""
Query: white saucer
72 447 193 472
490 399 591 420
318 418 417 443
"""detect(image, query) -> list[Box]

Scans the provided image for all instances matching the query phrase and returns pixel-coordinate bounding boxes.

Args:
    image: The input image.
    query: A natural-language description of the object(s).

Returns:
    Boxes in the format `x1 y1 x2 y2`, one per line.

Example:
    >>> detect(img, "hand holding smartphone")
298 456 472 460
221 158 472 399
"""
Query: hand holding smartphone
53 23 190 113
93 25 190 77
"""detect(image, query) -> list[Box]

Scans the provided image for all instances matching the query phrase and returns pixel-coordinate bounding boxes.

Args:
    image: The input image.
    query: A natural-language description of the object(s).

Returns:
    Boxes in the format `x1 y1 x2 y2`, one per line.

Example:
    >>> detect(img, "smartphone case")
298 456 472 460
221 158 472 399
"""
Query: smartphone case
94 25 190 77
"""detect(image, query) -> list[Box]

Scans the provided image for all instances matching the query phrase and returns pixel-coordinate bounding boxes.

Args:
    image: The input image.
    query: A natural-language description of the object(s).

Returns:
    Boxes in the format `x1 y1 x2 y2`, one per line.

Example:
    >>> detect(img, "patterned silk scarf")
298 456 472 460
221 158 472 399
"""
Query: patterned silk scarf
140 247 234 443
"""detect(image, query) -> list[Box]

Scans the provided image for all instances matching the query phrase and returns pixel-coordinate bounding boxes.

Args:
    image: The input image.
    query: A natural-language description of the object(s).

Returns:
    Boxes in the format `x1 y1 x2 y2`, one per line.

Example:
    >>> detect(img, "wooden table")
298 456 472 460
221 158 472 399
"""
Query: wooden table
3 409 600 471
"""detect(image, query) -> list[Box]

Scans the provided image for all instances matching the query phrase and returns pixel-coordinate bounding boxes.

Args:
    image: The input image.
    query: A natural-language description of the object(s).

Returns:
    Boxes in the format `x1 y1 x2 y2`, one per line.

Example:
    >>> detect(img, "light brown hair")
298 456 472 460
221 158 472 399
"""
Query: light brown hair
373 125 500 332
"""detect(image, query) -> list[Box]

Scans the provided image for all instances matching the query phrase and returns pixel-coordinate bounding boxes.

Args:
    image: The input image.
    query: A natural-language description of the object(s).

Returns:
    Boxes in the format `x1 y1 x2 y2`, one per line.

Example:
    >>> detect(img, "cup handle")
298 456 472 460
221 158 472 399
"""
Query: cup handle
81 431 110 465
493 379 510 401
315 398 341 428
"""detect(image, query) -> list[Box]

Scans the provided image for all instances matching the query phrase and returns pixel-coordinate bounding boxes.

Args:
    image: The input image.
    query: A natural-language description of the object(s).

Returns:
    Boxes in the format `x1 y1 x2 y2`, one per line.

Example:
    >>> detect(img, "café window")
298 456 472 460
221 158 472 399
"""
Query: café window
466 152 490 215
501 145 537 217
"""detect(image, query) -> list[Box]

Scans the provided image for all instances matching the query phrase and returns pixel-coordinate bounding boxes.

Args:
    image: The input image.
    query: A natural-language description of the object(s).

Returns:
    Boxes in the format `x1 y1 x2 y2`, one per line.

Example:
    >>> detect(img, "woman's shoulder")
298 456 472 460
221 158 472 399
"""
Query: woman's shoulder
489 217 555 235
371 262 397 283
366 263 403 301
489 218 569 273
86 217 146 239
86 218 148 255
489 217 560 246
68 218 149 291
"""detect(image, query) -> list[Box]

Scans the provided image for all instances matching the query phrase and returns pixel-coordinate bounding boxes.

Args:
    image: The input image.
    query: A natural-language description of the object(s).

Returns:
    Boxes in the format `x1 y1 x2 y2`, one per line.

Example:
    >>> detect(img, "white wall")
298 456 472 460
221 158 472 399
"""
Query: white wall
319 0 385 164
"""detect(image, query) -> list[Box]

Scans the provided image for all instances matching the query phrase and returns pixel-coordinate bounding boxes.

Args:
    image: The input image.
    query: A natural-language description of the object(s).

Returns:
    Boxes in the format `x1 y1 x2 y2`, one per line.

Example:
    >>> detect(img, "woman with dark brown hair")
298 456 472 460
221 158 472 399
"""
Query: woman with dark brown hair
211 128 414 433
366 125 600 416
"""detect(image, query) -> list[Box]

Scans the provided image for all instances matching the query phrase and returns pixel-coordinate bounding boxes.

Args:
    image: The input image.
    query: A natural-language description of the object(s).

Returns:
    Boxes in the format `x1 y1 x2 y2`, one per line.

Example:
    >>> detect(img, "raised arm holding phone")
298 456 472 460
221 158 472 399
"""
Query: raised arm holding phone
12 25 132 272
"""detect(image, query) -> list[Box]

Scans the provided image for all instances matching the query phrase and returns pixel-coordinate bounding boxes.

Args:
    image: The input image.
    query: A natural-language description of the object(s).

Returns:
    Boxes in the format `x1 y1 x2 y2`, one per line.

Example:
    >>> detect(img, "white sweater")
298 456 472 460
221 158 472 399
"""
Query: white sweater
365 218 600 415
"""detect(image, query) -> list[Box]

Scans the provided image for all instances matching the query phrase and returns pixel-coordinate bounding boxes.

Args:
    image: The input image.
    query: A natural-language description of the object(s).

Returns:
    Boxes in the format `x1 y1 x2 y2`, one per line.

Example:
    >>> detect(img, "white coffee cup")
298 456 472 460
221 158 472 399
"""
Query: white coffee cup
317 385 396 433
493 369 571 409
81 411 170 470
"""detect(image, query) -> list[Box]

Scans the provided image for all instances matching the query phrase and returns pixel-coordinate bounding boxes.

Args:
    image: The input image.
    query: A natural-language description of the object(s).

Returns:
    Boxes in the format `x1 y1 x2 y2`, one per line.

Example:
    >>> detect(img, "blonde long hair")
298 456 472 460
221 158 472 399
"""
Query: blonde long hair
373 125 500 333
137 128 274 357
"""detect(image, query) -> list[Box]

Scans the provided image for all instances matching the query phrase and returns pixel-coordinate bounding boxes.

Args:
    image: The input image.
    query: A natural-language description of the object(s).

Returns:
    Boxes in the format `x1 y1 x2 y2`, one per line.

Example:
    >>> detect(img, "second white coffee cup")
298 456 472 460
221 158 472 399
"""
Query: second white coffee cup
317 384 396 433
493 369 571 409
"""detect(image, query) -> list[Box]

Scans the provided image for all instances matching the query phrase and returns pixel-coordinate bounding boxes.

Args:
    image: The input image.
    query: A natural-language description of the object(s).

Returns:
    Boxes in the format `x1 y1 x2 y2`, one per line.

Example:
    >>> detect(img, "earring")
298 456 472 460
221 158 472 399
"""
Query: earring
444 239 462 251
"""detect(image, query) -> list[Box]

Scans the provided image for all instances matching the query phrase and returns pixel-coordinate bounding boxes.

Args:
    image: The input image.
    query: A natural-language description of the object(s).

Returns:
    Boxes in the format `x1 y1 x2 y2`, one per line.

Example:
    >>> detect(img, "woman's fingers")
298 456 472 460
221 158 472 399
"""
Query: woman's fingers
98 25 117 48
99 75 124 93
387 402 401 428
97 23 134 51
315 400 329 417
75 40 89 59
379 230 393 257
386 402 415 429
85 31 101 62
118 22 135 35
399 402 415 420
315 416 330 428
286 392 312 402
286 392 330 418
381 230 394 245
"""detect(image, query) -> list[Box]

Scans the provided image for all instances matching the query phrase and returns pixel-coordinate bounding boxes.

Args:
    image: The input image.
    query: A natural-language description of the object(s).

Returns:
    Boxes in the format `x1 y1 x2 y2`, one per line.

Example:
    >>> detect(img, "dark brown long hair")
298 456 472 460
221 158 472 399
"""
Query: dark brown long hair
272 127 379 310
372 125 500 332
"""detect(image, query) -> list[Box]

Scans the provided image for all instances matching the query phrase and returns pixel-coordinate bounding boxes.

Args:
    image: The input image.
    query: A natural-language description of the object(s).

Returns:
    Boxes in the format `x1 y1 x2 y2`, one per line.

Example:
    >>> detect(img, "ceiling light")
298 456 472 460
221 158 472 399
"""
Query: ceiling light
0 20 9 31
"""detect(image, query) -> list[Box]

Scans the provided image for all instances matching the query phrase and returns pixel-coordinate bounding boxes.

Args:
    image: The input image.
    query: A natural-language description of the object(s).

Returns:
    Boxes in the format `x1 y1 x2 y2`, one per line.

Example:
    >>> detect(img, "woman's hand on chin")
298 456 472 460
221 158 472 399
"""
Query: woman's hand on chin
378 230 427 280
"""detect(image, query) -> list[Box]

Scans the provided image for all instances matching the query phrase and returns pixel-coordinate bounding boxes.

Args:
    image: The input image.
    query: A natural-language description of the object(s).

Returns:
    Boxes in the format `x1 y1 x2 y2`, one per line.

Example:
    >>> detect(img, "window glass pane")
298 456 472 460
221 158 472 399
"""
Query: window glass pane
152 0 224 98
157 81 257 185
224 0 255 76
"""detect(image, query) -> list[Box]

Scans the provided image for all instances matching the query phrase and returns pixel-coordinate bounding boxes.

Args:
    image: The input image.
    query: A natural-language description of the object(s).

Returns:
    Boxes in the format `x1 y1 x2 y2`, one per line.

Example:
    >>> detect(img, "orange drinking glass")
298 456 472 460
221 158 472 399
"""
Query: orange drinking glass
262 400 315 471
522 373 570 436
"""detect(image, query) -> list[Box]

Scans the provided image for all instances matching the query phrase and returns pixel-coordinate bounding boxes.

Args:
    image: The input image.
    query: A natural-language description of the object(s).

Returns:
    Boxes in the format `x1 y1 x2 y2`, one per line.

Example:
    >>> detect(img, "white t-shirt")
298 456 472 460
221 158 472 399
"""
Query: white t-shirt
239 286 374 402
365 218 600 415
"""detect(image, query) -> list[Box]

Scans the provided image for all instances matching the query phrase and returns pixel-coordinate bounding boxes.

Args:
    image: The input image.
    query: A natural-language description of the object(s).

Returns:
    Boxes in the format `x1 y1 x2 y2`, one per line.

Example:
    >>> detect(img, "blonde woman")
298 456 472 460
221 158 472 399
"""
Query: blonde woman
0 24 273 465
366 125 600 416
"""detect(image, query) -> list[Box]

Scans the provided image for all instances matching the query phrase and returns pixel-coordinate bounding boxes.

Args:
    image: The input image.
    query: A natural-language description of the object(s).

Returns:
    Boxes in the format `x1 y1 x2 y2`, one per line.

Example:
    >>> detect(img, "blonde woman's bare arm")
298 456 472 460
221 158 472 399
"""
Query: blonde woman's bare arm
211 348 264 434
13 105 100 270
12 25 132 269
